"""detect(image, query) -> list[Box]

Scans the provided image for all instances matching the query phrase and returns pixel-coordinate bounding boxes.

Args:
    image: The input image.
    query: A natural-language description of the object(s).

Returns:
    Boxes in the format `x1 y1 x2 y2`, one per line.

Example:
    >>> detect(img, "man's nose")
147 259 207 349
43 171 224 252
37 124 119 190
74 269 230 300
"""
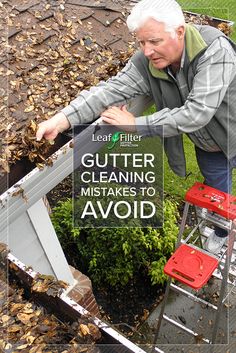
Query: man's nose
142 43 155 57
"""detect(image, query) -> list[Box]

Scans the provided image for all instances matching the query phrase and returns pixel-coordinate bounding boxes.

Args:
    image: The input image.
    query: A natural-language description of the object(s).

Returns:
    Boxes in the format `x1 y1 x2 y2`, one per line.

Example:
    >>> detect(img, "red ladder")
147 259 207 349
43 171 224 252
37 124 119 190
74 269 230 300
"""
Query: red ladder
153 182 236 347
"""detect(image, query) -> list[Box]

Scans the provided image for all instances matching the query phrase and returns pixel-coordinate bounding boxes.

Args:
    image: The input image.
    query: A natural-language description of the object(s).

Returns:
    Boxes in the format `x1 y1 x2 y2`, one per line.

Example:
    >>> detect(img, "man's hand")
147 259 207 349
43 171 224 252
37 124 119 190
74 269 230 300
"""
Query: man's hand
36 112 70 141
101 105 136 132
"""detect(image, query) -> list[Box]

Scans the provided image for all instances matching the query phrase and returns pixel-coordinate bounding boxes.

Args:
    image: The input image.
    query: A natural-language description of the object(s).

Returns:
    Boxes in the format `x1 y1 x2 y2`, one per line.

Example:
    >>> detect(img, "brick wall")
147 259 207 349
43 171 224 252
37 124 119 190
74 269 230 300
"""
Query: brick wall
68 266 100 317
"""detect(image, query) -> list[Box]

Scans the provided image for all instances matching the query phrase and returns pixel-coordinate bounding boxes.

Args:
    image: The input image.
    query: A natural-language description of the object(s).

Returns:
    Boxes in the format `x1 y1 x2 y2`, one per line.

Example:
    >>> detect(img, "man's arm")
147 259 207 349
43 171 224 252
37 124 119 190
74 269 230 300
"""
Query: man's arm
104 37 236 135
36 112 70 141
36 61 150 140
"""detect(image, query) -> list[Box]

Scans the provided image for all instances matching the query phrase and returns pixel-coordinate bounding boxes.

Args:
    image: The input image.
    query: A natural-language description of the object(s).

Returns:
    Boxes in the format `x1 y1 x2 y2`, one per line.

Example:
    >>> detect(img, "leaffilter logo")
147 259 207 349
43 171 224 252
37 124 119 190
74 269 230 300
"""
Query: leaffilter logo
107 132 122 150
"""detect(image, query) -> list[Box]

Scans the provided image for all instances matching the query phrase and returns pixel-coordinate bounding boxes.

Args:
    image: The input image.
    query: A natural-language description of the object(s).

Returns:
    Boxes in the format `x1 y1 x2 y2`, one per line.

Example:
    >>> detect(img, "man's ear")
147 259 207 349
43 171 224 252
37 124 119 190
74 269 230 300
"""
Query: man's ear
176 25 185 40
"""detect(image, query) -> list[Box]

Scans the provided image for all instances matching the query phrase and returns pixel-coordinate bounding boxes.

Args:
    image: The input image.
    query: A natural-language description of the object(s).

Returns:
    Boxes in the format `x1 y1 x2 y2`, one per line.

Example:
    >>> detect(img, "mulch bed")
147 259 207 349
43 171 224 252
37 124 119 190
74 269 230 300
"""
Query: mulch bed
94 275 164 336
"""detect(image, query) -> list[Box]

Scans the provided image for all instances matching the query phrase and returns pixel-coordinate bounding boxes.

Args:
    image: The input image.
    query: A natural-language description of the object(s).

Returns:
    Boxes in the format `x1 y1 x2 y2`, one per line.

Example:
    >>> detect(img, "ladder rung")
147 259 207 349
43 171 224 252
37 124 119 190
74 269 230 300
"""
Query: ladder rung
219 259 236 278
154 348 165 353
213 267 236 285
202 213 231 230
163 314 211 343
170 283 218 310
182 219 203 243
196 208 232 230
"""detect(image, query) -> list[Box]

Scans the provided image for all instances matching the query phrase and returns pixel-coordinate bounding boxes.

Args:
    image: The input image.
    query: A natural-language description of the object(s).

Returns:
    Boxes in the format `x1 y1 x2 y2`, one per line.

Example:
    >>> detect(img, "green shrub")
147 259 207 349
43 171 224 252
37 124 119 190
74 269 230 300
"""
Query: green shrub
51 198 179 287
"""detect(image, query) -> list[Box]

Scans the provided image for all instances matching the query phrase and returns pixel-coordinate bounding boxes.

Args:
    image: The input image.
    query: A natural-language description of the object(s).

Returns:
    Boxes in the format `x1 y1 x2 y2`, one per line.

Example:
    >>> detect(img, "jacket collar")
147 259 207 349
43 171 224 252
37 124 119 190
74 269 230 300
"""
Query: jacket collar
149 24 207 79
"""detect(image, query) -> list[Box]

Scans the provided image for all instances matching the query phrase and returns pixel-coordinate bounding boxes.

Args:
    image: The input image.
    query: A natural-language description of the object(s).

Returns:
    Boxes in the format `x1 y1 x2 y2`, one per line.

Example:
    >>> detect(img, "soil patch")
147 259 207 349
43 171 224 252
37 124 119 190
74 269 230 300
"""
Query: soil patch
93 275 164 336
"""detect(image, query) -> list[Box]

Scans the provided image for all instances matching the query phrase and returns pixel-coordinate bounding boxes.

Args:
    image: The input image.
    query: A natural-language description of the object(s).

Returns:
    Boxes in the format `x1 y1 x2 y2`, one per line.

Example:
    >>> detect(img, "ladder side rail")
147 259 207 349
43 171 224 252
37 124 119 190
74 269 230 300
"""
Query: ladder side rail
203 213 232 231
193 207 205 248
213 269 236 285
176 202 190 247
181 219 204 244
211 221 236 343
222 279 236 303
151 277 172 352
215 247 234 280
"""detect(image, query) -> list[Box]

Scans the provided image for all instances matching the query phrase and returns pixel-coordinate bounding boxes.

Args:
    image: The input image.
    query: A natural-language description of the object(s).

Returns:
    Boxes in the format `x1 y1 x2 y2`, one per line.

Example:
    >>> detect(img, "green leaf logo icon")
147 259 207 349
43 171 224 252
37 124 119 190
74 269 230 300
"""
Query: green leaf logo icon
108 132 122 150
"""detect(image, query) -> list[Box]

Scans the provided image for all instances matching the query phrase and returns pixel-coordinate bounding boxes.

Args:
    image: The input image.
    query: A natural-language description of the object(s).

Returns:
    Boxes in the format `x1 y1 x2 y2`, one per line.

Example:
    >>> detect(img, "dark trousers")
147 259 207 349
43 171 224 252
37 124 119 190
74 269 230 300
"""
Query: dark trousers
195 147 236 238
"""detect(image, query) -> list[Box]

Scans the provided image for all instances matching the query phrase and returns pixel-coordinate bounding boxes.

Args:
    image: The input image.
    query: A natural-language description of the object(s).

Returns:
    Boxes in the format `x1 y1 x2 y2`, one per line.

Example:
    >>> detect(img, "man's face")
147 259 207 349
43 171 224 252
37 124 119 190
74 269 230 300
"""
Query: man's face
136 18 185 70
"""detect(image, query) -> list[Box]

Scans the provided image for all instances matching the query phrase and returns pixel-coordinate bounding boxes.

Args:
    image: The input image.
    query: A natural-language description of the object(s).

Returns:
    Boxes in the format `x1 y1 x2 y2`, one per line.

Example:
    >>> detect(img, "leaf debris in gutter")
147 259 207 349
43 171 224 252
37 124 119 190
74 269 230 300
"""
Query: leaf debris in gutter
0 0 232 175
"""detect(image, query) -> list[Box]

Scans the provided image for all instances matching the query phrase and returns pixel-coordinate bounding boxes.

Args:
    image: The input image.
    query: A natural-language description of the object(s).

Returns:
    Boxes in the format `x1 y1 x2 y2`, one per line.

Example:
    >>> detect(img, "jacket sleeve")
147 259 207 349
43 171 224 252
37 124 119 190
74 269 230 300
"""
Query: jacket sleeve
61 60 151 126
135 37 236 137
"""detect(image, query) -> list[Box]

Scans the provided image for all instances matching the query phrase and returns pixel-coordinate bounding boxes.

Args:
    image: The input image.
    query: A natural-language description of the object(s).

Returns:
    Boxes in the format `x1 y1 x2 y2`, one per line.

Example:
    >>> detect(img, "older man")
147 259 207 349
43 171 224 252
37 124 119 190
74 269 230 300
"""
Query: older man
36 0 236 254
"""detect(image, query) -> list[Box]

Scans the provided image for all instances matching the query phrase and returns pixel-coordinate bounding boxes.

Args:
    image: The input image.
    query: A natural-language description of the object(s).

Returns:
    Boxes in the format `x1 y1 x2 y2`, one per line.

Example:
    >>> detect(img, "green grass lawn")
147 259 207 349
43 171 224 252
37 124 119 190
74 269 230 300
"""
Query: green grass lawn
179 0 236 41
163 141 236 200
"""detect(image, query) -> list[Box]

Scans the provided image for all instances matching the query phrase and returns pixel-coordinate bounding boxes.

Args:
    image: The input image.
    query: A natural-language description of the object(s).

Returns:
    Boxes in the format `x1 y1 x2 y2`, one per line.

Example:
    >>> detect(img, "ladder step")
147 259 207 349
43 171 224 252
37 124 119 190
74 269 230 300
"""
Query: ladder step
164 244 219 289
163 314 211 343
170 283 218 310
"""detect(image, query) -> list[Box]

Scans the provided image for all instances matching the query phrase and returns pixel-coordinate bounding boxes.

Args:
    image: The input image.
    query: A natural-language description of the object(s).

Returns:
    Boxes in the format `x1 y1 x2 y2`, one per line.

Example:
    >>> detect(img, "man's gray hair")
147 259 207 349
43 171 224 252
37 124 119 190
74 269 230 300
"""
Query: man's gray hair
127 0 185 35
